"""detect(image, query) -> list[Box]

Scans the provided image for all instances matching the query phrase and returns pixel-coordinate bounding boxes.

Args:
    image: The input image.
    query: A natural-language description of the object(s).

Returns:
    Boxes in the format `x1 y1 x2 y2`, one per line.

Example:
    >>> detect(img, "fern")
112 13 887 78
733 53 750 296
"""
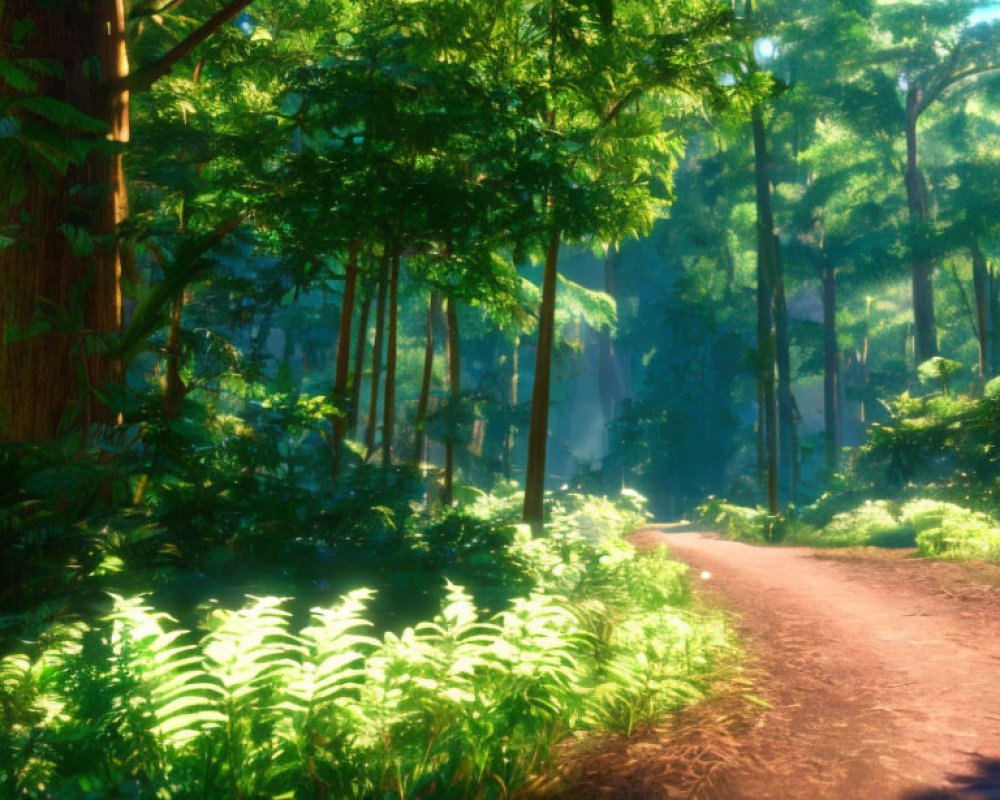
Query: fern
0 490 733 800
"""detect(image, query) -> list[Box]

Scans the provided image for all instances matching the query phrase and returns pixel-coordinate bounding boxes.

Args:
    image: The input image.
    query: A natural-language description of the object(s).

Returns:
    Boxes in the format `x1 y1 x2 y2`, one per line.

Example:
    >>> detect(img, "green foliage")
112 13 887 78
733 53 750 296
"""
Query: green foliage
696 496 779 543
903 499 1000 561
797 500 914 548
916 357 963 396
852 388 1000 507
0 501 730 799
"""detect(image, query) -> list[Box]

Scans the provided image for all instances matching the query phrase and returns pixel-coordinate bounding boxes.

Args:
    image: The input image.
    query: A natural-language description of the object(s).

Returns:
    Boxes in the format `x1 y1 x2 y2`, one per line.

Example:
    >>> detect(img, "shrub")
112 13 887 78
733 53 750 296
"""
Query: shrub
0 493 731 800
696 497 776 543
902 499 1000 561
818 500 914 548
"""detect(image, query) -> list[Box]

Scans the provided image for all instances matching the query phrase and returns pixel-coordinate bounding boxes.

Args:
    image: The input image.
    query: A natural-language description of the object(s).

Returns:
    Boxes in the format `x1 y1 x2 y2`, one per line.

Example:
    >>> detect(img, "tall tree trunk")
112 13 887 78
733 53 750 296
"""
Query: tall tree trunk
990 264 1000 379
0 0 252 444
597 244 624 448
163 293 186 419
412 290 438 465
331 239 360 473
443 295 461 506
0 0 128 442
905 89 938 364
364 253 389 459
972 240 989 381
381 250 400 469
523 228 561 527
503 335 519 481
349 278 373 437
773 236 796 503
751 107 779 515
821 258 840 476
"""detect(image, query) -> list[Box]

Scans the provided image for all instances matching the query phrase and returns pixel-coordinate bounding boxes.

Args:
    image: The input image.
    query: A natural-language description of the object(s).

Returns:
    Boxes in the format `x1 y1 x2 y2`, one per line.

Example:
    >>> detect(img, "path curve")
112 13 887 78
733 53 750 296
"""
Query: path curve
627 527 1000 800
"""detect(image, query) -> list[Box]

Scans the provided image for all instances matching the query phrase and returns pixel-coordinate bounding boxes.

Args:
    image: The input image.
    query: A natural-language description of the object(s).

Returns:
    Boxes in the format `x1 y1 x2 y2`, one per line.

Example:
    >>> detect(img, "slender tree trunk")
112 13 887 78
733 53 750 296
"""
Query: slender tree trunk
523 228 561 527
774 236 796 503
412 290 438 465
163 294 186 419
0 0 128 442
443 295 461 506
756 381 765 486
751 107 779 515
381 250 400 469
972 240 989 381
905 89 938 364
597 244 624 440
349 278 373 437
364 253 389 458
990 265 1000 379
331 239 360 472
822 259 840 476
503 335 519 481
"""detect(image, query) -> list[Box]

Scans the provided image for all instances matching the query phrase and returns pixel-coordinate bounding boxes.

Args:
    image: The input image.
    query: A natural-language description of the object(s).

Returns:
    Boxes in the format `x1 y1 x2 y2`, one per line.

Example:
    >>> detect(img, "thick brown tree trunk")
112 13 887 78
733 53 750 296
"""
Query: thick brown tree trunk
751 107 779 515
331 239 360 472
364 253 389 459
523 228 561 527
0 0 128 442
443 295 461 506
381 251 400 468
349 277 372 437
412 290 438 465
822 258 840 477
905 90 938 364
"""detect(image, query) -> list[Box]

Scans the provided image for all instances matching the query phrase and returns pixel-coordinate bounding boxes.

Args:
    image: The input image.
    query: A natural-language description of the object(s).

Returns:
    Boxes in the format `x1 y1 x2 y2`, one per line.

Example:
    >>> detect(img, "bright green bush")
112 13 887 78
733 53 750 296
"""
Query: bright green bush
817 500 913 548
902 499 1000 561
696 497 776 543
0 493 730 800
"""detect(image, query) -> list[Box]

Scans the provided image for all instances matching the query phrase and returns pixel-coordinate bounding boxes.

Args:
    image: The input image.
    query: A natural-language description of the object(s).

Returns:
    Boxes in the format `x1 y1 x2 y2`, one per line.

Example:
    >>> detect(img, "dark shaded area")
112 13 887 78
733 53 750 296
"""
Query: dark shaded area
903 757 1000 799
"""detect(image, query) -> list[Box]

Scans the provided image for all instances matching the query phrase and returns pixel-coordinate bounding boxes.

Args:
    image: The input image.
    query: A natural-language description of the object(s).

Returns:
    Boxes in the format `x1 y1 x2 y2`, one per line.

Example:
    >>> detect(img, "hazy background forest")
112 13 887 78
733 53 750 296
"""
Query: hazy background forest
4 0 1000 797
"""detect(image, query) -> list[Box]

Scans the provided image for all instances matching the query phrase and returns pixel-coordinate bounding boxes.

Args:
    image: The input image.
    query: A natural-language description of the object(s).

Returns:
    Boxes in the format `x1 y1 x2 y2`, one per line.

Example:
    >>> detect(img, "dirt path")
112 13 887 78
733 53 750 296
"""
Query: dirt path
620 527 1000 800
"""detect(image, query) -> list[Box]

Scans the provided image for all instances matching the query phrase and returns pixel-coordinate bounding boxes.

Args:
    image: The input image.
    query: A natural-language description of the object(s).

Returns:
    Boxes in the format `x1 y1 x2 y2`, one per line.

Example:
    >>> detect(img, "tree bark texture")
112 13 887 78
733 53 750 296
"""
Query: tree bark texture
905 89 938 364
381 251 399 468
523 228 561 527
443 295 461 506
0 0 128 442
364 253 389 459
412 290 437 465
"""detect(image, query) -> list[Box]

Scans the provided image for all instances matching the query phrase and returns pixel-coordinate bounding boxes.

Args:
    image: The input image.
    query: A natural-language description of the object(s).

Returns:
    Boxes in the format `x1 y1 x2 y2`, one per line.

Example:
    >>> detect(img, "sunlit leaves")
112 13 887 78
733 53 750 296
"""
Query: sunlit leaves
0 493 732 799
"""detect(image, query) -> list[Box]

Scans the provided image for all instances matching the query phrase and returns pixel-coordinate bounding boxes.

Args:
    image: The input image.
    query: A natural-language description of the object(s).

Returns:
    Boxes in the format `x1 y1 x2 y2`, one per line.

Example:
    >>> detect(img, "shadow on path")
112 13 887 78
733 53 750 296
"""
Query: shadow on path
904 757 1000 799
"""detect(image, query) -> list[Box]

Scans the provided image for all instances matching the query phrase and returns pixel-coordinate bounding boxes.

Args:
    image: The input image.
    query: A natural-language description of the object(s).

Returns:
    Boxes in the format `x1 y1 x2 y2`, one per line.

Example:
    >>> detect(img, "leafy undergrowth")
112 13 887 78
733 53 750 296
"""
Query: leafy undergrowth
693 380 1000 563
0 493 733 800
697 496 1000 561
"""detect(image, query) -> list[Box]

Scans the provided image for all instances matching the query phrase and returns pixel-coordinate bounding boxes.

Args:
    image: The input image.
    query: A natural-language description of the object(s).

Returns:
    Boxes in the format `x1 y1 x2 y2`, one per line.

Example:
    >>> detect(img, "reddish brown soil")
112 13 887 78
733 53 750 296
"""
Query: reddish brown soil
610 527 1000 800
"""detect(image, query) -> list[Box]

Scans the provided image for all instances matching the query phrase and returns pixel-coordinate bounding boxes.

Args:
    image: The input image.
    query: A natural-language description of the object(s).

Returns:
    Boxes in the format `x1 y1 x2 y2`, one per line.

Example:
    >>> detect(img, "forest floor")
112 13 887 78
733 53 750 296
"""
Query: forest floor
542 525 1000 800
